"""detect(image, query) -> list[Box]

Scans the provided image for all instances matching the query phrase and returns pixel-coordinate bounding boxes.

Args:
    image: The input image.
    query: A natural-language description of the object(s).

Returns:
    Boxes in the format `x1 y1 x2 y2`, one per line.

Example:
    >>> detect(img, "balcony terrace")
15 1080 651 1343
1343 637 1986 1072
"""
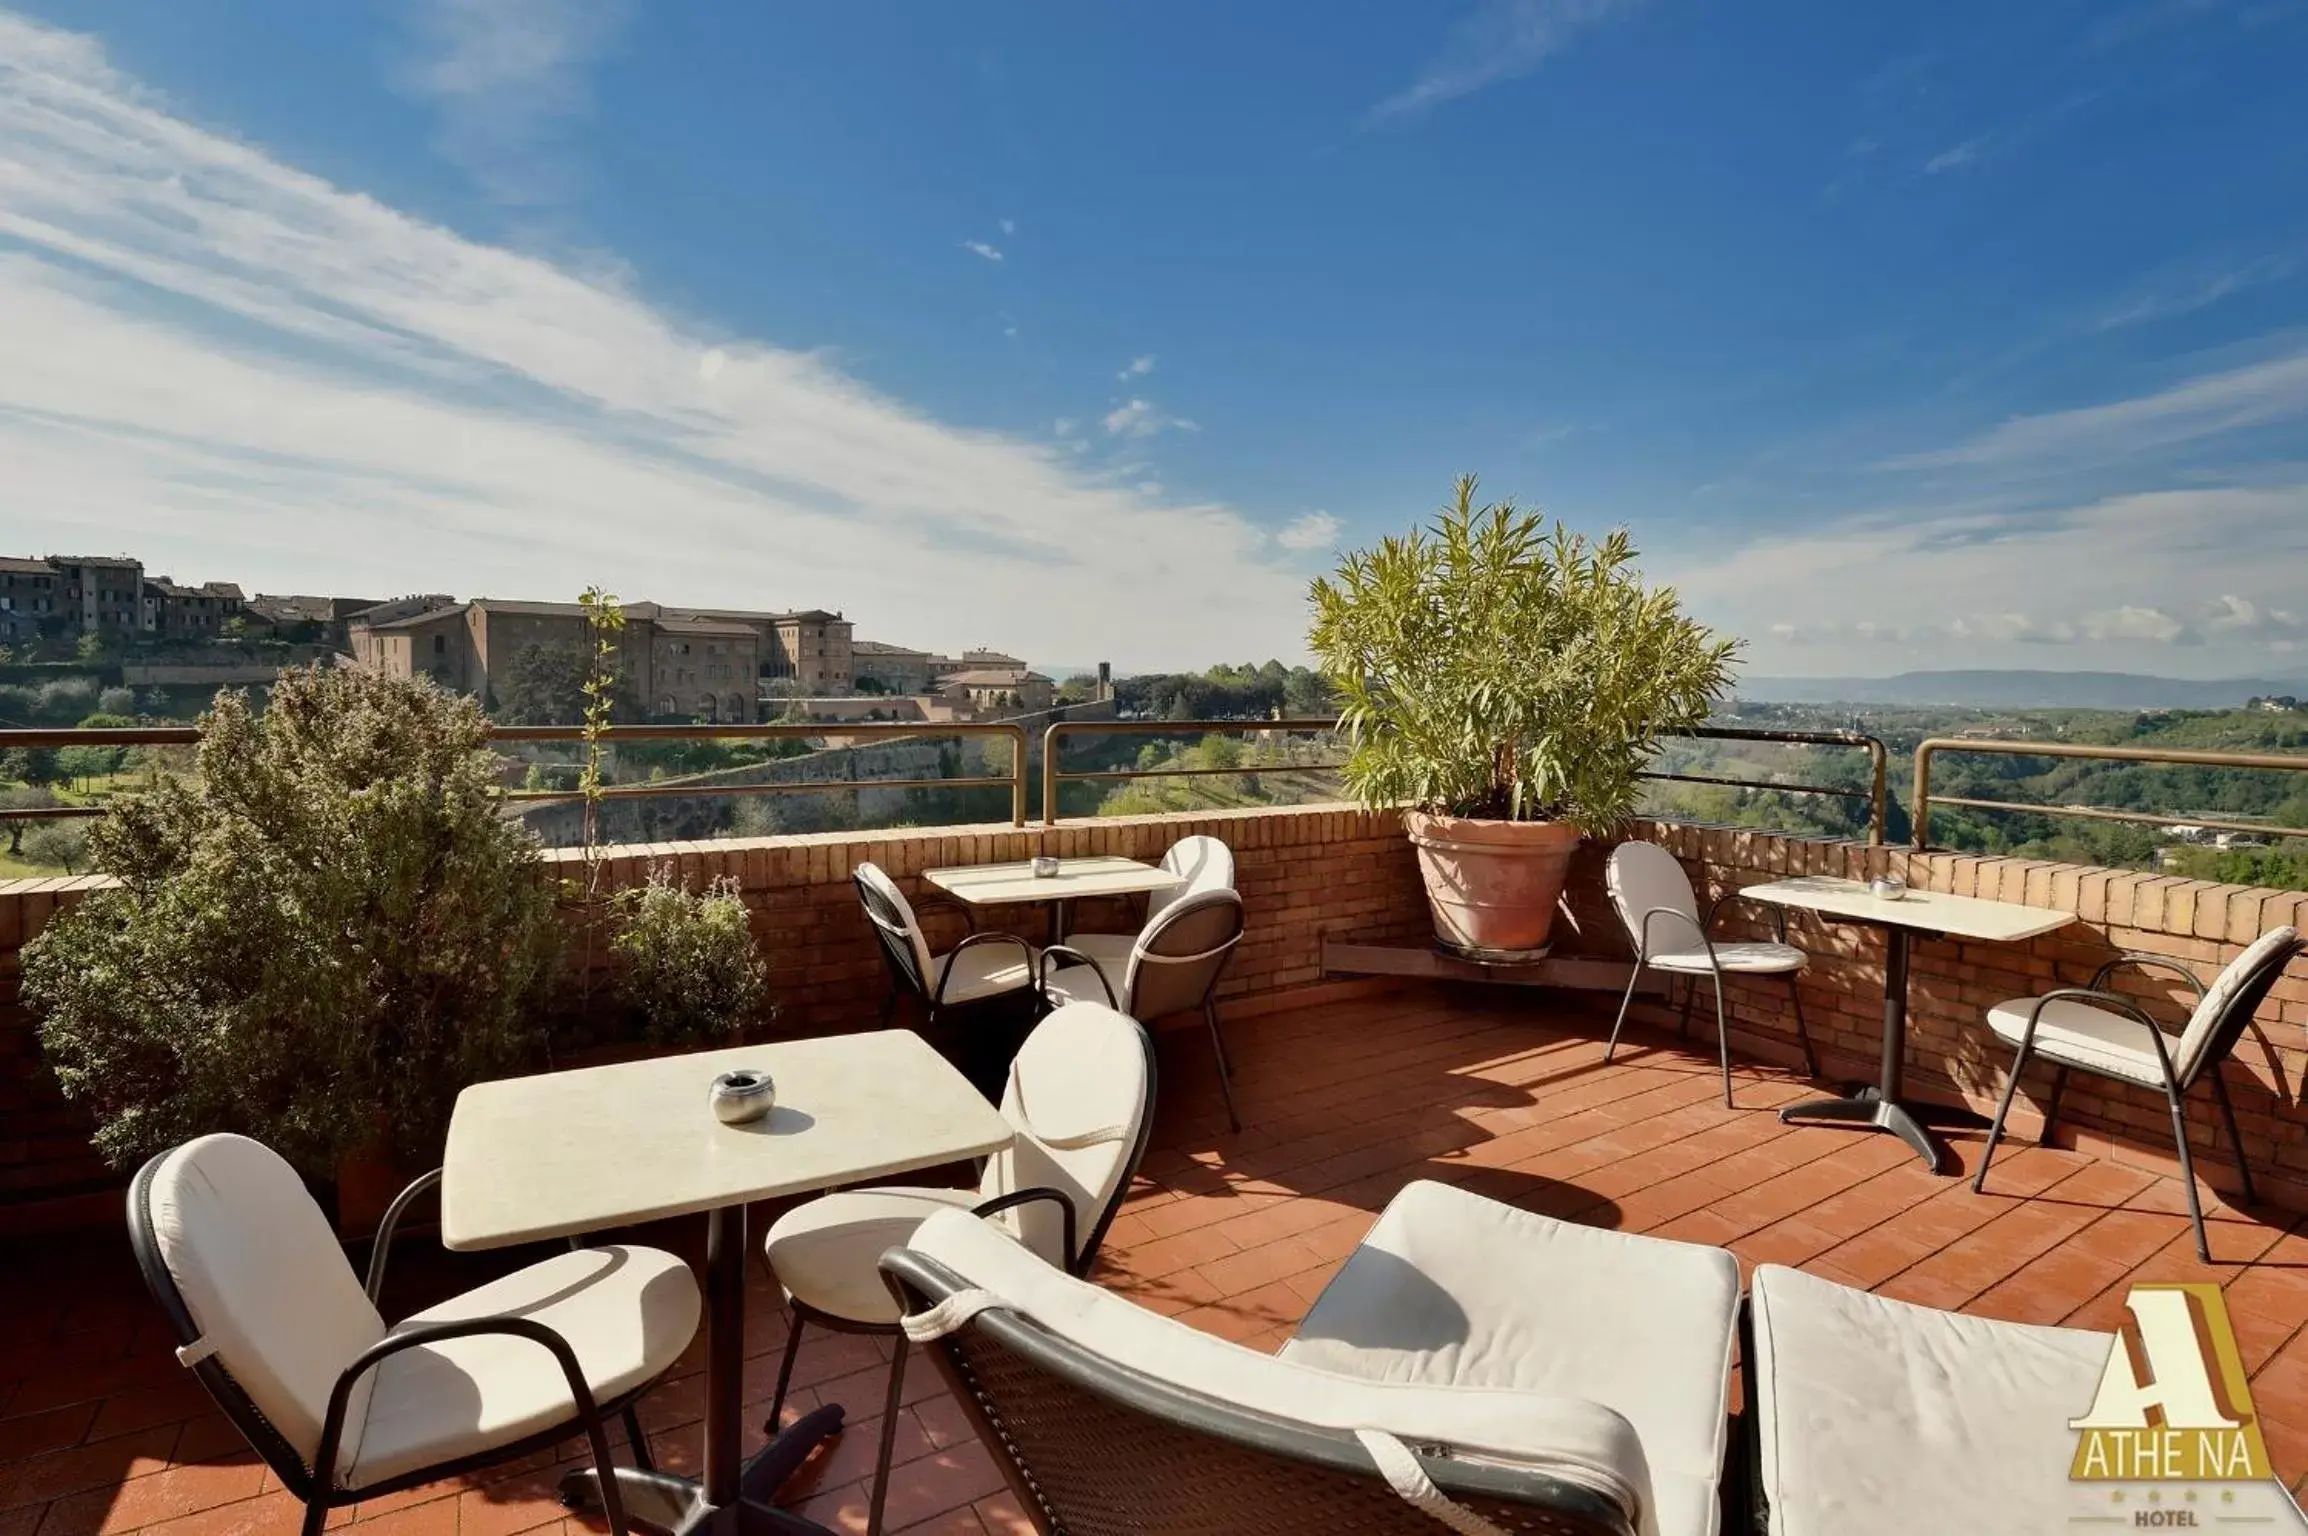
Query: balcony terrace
4 802 2308 1532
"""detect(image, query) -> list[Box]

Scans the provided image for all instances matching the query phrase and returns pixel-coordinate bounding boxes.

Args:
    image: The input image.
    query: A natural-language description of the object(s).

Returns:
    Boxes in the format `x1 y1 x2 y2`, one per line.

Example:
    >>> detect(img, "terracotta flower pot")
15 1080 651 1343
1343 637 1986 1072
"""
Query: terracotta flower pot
1402 810 1583 961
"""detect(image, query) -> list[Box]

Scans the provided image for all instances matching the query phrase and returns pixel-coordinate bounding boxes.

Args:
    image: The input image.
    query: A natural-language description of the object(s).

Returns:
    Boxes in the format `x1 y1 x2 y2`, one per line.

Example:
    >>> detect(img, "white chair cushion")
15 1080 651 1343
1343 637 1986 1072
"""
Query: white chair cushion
765 1187 996 1324
1050 931 1134 976
1646 942 1806 976
1278 1179 1738 1536
930 942 1039 1004
1608 842 1708 956
2174 925 2301 1081
976 1002 1152 1267
904 1207 1662 1536
1747 1264 2110 1536
1040 960 1118 1009
145 1134 389 1473
1152 836 1235 919
347 1244 701 1489
857 862 935 983
1984 996 2179 1087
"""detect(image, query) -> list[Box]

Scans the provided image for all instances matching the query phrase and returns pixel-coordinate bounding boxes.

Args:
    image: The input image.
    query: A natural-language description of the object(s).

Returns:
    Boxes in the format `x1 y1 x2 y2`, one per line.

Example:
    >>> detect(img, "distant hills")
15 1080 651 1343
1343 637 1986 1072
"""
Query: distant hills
1734 670 2308 710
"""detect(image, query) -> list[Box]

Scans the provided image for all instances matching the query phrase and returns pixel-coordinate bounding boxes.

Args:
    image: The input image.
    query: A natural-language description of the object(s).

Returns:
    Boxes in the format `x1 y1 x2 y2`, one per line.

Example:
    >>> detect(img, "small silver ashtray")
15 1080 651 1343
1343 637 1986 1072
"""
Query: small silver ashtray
1030 855 1060 879
709 1069 776 1125
1870 875 1909 901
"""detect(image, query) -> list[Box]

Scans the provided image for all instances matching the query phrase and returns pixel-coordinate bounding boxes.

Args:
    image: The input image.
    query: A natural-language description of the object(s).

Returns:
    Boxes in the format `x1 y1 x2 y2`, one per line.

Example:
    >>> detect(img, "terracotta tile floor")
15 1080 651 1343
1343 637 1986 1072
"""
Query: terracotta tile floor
6 983 2308 1536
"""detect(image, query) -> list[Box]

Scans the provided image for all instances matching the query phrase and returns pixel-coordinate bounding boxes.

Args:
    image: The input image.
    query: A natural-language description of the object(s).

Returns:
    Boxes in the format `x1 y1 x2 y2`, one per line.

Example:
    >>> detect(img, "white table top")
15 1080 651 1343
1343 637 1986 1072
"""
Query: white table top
440 1032 1013 1251
924 854 1180 906
1741 875 2076 943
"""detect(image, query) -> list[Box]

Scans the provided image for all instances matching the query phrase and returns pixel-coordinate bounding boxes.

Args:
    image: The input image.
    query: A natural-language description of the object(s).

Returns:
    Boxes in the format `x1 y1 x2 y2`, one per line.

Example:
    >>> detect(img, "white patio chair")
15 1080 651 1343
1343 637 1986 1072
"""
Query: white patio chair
761 1002 1156 1535
1041 885 1247 1131
886 1179 1744 1536
1063 833 1236 967
1604 840 1818 1106
1975 924 2303 1261
129 1134 700 1536
854 860 1038 1030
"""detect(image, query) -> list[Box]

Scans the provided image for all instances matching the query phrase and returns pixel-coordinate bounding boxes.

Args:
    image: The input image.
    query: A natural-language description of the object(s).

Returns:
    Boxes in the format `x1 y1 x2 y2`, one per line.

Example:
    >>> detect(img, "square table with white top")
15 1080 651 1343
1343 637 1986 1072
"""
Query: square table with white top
1740 876 2075 1174
442 1032 1013 1536
924 853 1180 943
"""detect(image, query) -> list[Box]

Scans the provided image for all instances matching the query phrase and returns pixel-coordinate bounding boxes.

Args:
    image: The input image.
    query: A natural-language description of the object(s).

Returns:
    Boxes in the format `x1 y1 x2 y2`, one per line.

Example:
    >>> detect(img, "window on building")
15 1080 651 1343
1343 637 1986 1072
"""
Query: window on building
433 634 446 655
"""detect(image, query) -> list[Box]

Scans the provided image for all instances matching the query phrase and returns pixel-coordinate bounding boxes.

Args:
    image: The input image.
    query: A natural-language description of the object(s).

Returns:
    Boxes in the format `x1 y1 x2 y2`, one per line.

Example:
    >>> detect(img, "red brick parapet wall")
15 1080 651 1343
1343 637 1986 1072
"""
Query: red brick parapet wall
3 806 2304 1224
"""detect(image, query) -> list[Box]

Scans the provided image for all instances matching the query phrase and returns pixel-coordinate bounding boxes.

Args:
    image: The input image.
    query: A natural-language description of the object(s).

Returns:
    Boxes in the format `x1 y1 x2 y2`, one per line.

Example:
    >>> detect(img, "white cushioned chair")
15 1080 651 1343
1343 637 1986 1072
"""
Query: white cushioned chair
1605 840 1818 1106
854 860 1038 1029
1059 833 1236 971
129 1134 700 1536
882 1185 1741 1536
1043 884 1247 1130
761 1002 1157 1534
1975 925 2304 1261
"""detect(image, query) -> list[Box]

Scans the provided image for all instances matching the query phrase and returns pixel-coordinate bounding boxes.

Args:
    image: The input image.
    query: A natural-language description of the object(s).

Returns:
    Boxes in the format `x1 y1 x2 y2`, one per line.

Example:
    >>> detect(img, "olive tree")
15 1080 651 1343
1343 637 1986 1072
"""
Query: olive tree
1308 475 1738 832
25 665 562 1177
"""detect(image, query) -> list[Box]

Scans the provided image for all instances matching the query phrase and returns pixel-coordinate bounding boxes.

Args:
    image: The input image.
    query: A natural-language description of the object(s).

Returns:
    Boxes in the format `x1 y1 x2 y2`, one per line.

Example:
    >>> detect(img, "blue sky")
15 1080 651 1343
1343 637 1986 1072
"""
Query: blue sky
3 1 2307 676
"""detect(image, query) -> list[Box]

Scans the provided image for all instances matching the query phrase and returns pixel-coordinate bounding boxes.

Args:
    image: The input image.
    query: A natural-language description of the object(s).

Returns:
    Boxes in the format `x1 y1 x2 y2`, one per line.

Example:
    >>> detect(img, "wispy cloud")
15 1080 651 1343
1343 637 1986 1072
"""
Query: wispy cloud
1118 354 1156 380
396 0 628 207
998 217 1016 235
1274 511 1341 553
2092 252 2302 331
1370 0 1641 120
1889 347 2308 470
0 10 1307 668
1922 136 1986 174
961 240 1004 263
1102 398 1197 438
1676 485 2308 667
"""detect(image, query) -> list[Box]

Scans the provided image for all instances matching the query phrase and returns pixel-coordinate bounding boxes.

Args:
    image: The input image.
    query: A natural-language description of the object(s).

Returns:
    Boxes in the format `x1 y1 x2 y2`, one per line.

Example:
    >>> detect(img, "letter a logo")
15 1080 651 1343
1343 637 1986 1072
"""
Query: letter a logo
2070 1283 2272 1481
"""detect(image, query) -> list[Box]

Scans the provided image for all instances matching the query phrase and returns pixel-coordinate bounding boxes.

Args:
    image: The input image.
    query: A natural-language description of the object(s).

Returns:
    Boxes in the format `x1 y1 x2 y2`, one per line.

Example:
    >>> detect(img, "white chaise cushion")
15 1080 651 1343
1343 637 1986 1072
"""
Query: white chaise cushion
903 1207 1661 1536
347 1245 701 1489
1983 996 2180 1087
1278 1179 1740 1536
1747 1263 2110 1535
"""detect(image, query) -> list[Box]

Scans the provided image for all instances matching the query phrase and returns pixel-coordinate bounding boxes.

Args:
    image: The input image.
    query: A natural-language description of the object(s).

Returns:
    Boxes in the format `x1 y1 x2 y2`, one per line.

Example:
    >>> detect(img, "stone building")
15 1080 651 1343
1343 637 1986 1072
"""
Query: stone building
0 558 61 643
647 615 762 721
46 555 145 639
941 666 1055 715
141 578 244 640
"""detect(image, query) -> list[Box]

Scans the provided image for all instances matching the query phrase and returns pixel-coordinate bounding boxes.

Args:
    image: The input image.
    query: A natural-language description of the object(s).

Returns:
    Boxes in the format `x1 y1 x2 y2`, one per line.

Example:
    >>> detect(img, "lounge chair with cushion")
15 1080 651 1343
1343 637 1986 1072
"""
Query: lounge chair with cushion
887 1176 1742 1536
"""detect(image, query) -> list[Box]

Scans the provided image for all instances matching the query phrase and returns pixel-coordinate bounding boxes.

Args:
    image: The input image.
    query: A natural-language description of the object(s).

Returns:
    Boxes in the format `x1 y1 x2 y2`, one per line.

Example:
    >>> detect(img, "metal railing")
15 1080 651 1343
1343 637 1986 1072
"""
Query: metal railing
1912 737 2308 851
1041 718 1889 842
0 720 1033 825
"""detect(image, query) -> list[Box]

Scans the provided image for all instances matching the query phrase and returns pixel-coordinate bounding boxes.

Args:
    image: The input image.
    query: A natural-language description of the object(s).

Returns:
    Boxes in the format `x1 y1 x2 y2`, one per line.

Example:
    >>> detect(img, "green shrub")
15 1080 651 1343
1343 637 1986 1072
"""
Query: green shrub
24 665 562 1177
1308 475 1737 832
610 865 769 1047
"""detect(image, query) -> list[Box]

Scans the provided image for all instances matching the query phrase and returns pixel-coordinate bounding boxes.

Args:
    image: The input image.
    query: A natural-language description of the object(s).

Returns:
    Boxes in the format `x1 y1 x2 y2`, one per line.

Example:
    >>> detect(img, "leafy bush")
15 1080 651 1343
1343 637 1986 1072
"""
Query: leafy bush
610 865 769 1046
1309 475 1737 832
24 666 562 1177
97 687 136 715
19 819 87 872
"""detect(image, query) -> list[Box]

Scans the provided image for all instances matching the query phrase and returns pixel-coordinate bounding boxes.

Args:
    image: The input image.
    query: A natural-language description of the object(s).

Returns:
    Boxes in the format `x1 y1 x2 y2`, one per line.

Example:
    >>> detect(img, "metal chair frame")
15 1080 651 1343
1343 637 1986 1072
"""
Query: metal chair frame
1973 937 2305 1262
1606 888 1818 1108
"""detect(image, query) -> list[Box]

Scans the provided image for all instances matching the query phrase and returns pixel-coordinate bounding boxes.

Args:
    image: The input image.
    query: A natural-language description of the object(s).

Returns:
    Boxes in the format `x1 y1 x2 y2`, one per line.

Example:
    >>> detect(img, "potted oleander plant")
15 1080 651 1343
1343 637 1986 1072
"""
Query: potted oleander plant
1308 475 1738 959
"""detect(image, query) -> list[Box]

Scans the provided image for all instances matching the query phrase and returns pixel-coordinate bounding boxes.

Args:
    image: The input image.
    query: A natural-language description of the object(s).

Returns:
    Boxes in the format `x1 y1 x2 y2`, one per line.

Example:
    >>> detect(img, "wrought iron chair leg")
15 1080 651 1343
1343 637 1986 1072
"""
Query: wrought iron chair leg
620 1403 655 1473
2040 1066 2068 1147
2210 1069 2257 1207
766 1309 806 1434
298 1499 327 1536
1205 1001 1242 1133
1711 970 1733 1109
1784 972 1818 1078
1974 1040 2032 1193
866 1333 910 1536
2167 1085 2211 1263
1604 963 1644 1064
579 1405 631 1536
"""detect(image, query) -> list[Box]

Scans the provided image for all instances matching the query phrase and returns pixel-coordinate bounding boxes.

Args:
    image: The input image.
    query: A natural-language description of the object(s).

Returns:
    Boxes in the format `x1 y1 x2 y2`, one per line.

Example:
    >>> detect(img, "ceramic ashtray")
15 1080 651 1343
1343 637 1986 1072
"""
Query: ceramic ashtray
1030 855 1060 878
1869 875 1909 901
709 1069 777 1125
